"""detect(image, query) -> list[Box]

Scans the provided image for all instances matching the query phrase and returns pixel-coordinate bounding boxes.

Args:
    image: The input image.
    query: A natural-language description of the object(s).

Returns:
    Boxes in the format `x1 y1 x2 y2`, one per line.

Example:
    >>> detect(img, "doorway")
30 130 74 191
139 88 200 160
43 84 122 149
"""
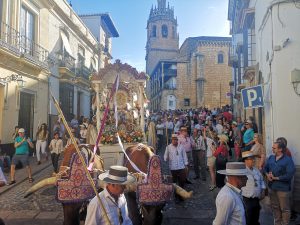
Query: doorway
18 92 34 138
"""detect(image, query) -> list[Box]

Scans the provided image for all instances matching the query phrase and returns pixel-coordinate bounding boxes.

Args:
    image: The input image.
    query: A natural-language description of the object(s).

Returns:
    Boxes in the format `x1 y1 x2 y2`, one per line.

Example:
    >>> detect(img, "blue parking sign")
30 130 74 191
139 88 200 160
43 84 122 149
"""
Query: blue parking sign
241 85 264 109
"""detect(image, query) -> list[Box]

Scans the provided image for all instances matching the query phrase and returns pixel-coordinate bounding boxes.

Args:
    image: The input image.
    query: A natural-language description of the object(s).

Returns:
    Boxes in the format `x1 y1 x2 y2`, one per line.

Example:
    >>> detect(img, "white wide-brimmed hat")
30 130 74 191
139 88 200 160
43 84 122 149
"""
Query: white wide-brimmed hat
98 165 136 185
217 162 248 176
242 151 255 159
171 134 178 139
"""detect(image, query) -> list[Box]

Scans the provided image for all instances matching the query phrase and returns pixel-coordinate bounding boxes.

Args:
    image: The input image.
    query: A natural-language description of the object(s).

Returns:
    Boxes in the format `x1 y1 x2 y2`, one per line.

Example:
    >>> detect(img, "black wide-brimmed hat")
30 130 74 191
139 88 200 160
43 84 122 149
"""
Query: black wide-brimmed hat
98 165 136 185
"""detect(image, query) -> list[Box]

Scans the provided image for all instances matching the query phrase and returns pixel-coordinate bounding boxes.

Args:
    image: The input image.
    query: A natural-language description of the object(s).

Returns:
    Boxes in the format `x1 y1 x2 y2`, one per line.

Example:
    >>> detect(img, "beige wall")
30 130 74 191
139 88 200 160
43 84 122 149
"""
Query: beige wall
0 85 4 141
164 42 231 110
146 20 179 75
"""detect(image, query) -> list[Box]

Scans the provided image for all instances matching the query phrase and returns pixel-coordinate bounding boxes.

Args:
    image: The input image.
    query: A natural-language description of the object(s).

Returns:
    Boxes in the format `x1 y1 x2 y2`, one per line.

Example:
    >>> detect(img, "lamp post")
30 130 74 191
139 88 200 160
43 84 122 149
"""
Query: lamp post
229 81 234 112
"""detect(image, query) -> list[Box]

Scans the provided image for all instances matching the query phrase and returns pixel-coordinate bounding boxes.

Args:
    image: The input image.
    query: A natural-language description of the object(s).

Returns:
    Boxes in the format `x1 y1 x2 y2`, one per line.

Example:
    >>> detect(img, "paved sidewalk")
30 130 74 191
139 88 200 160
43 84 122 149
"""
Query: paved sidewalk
0 156 52 195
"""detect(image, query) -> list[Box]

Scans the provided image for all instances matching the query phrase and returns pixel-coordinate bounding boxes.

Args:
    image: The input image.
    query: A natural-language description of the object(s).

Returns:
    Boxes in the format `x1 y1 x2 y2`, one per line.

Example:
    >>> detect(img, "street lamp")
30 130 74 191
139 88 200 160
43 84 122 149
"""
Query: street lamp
229 81 235 112
0 74 25 88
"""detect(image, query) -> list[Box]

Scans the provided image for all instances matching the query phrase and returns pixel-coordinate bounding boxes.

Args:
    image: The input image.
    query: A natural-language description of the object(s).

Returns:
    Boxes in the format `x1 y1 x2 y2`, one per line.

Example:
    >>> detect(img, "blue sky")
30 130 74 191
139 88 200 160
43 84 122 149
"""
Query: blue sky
71 0 230 72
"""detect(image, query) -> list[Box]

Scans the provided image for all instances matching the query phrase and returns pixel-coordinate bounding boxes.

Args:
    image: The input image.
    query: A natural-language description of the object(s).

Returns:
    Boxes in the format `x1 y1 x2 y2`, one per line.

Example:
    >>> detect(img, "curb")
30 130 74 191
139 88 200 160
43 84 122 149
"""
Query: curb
0 162 52 195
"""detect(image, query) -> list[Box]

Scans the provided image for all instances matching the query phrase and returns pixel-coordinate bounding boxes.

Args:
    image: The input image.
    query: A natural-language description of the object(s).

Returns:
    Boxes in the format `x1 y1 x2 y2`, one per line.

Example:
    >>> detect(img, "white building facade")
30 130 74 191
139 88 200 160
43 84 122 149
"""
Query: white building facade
228 0 300 211
0 0 118 144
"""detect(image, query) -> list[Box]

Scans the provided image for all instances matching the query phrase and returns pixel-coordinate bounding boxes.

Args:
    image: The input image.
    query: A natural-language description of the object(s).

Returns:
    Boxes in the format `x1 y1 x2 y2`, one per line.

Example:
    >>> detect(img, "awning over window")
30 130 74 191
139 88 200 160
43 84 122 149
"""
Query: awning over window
61 32 73 58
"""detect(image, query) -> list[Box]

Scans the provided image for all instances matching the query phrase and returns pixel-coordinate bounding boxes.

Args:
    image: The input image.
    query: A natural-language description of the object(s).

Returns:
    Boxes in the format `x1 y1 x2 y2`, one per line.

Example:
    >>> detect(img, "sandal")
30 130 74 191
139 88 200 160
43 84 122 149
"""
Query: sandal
9 180 16 185
28 178 34 183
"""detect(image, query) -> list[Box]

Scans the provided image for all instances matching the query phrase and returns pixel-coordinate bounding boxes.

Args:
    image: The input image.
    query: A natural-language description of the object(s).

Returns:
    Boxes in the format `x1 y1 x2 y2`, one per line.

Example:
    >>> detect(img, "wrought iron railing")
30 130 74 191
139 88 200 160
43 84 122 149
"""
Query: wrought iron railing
76 65 91 80
58 54 76 72
0 21 48 67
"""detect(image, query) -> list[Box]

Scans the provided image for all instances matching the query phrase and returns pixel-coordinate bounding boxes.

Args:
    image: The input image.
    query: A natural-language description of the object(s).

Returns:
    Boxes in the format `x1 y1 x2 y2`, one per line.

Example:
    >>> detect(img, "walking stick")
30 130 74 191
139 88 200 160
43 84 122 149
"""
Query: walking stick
50 91 112 225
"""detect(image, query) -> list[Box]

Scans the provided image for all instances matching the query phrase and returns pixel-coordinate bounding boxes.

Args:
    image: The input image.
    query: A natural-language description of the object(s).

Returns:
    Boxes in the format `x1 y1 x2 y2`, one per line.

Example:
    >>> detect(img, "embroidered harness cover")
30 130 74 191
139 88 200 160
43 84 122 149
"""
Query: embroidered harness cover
137 155 173 205
56 152 96 203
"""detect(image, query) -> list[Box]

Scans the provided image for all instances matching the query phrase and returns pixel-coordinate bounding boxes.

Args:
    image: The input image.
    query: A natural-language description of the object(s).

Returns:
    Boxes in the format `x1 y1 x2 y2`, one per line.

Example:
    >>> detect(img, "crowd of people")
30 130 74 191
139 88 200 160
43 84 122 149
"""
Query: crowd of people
0 106 297 225
146 106 296 225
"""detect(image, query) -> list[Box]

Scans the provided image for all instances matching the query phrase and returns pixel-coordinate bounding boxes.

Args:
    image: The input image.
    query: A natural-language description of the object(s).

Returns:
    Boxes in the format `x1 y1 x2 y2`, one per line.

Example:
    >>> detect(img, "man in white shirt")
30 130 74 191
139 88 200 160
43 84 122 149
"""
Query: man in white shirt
156 120 165 152
215 119 224 135
85 165 135 225
174 118 182 134
164 134 188 190
166 117 174 144
241 151 266 225
213 162 248 225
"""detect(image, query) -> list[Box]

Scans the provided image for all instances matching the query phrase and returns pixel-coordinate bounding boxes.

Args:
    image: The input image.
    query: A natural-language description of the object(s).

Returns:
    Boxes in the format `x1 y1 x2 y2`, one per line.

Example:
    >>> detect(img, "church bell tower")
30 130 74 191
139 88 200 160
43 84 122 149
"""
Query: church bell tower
145 0 179 75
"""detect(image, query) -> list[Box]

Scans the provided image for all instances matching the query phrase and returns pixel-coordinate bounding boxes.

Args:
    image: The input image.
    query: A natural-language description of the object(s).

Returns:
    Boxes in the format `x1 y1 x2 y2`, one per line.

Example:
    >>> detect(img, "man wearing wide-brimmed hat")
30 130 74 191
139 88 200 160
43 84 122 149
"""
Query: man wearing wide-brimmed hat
213 162 248 225
85 165 136 225
241 151 266 225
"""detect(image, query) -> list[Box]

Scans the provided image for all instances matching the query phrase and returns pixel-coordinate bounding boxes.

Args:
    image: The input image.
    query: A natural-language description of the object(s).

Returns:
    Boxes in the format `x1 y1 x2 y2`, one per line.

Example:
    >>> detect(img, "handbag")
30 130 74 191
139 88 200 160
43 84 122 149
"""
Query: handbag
216 153 227 167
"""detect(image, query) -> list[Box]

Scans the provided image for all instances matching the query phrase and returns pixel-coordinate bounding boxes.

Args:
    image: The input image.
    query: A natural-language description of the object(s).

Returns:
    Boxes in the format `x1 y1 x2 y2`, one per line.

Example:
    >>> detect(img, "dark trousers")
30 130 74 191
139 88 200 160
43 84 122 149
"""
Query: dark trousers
243 197 261 225
167 129 172 144
171 169 186 189
51 153 60 173
157 134 164 151
192 150 206 179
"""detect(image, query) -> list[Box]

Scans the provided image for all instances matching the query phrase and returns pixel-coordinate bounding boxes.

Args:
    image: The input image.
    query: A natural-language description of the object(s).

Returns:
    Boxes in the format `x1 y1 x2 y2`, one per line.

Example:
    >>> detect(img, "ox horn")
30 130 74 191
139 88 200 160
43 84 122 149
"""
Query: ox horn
24 177 57 198
97 180 193 199
173 184 193 199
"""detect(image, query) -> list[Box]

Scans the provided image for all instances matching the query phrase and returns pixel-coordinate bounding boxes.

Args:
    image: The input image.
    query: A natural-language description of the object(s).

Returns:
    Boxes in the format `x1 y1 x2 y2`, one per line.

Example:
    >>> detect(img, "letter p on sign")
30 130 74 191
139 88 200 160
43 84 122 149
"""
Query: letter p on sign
241 85 264 109
247 89 257 107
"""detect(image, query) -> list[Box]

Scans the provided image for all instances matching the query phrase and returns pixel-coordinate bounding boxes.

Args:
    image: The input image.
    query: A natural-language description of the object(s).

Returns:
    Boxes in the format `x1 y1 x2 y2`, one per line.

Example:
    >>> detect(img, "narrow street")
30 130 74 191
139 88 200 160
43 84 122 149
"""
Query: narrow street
0 151 282 225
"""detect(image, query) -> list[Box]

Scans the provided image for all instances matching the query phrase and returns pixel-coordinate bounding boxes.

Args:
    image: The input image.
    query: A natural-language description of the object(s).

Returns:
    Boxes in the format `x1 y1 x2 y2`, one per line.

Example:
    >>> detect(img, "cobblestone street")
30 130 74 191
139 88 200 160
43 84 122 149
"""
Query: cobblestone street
0 152 298 225
0 159 64 225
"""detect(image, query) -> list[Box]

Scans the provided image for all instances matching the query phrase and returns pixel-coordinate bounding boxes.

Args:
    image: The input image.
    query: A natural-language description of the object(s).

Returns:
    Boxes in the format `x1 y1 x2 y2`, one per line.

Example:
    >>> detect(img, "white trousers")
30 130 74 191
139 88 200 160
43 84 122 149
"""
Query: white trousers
36 140 47 161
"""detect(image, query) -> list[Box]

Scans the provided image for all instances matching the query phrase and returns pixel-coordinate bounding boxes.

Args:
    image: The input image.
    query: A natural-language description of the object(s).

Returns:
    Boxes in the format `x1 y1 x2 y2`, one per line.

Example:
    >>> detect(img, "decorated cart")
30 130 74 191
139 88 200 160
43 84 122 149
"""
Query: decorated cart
89 60 148 169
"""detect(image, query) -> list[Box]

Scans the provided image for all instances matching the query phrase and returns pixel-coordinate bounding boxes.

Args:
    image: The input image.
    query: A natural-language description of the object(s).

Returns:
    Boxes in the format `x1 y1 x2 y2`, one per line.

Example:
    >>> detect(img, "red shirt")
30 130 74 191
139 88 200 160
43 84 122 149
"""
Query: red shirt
223 112 232 122
213 144 228 157
285 148 292 157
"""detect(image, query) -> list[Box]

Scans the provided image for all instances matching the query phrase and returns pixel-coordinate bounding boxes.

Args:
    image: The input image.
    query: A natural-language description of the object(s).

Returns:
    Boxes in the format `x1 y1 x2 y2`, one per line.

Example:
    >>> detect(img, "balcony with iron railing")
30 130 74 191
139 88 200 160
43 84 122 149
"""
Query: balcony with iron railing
0 21 48 68
75 64 92 80
58 54 93 83
58 54 76 72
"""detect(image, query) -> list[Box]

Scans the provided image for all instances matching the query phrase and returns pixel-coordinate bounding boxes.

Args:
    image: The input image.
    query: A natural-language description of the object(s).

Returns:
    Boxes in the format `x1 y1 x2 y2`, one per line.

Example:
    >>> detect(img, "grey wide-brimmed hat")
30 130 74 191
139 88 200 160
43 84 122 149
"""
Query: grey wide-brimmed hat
98 165 136 185
217 162 248 176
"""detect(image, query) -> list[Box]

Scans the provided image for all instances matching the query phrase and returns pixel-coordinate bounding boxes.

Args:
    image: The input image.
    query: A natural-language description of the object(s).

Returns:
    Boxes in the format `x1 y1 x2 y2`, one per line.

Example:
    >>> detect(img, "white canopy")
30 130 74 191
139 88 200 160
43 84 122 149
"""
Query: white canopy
61 31 74 58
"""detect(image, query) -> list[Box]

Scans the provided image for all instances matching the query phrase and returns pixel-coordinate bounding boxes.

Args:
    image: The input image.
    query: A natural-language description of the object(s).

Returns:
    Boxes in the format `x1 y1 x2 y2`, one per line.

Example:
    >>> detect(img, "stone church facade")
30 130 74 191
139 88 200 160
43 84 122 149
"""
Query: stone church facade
146 0 232 111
